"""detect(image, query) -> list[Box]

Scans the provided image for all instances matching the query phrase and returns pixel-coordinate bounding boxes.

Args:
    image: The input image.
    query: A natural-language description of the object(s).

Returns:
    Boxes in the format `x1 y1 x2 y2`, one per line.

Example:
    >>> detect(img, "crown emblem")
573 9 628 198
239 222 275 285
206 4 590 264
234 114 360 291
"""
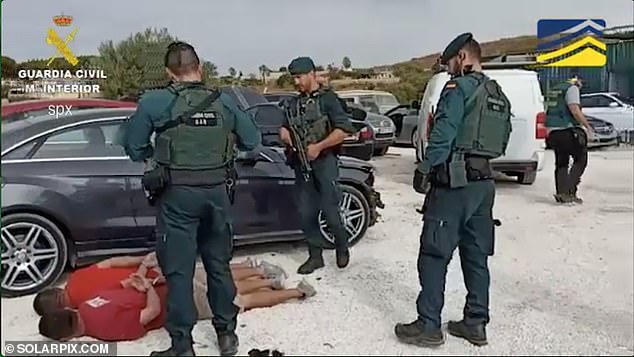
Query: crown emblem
53 14 73 27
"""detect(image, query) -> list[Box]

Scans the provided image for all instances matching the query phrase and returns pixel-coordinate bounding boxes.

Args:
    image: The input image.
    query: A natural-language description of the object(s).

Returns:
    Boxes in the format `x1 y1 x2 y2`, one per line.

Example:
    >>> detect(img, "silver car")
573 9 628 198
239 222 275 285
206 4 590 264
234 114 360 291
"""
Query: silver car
384 102 421 146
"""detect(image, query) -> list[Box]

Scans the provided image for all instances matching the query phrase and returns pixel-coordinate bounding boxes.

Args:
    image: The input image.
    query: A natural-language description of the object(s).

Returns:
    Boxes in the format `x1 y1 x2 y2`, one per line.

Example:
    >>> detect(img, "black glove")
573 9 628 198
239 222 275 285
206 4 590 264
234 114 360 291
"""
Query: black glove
413 169 429 194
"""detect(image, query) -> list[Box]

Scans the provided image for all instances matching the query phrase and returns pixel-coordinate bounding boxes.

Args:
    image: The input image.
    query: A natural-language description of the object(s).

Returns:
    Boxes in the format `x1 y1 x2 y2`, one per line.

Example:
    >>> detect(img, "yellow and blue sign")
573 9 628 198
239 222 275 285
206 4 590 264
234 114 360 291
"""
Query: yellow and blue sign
537 19 606 67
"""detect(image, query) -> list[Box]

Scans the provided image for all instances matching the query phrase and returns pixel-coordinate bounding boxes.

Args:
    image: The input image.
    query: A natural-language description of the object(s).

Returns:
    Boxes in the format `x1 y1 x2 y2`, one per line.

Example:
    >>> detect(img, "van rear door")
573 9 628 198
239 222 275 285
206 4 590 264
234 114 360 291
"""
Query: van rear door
487 71 543 163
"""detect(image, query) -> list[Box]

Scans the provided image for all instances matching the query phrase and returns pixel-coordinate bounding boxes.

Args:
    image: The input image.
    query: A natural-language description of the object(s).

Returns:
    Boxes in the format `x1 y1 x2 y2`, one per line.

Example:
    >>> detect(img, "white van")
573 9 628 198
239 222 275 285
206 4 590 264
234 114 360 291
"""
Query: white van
415 69 546 185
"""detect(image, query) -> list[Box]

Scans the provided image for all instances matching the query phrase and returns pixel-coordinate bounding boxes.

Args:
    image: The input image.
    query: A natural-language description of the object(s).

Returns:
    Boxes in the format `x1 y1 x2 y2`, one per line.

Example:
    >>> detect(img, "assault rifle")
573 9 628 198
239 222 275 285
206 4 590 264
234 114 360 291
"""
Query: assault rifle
283 103 312 182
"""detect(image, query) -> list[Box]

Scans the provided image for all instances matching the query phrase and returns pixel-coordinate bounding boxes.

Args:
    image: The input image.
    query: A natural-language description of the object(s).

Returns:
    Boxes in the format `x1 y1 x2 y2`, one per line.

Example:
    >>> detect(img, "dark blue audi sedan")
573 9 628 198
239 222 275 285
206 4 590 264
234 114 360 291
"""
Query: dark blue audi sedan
1 102 384 298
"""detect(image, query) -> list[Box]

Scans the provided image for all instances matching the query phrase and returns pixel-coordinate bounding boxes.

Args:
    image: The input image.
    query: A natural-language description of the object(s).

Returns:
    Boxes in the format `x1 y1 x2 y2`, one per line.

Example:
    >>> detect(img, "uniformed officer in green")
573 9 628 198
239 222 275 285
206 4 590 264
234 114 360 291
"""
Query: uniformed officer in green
544 75 593 204
395 33 511 348
278 57 357 275
124 42 261 356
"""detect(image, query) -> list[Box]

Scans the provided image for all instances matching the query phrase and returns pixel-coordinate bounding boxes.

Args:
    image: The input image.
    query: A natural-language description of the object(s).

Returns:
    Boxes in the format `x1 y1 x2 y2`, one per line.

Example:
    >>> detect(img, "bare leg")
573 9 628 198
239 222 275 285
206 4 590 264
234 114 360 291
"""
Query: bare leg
240 289 304 310
236 279 276 294
231 267 264 281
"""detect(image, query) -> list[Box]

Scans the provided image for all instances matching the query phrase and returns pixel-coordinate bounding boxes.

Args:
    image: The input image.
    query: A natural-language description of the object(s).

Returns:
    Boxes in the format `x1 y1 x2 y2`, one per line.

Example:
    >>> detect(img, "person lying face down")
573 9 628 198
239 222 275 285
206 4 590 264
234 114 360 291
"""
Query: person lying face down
33 254 282 315
37 257 316 342
32 253 162 316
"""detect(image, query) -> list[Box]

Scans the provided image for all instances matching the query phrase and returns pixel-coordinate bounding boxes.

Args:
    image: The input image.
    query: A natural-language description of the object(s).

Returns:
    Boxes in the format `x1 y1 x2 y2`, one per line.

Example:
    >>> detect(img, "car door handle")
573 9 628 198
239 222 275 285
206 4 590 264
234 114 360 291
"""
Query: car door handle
237 179 249 185
278 180 295 185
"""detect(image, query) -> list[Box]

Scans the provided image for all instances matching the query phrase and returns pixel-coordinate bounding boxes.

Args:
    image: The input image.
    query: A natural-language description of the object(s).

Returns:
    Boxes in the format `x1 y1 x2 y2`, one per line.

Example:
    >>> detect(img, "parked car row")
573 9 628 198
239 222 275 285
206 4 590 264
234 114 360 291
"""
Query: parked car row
1 89 386 297
411 67 634 185
262 90 396 160
581 92 634 145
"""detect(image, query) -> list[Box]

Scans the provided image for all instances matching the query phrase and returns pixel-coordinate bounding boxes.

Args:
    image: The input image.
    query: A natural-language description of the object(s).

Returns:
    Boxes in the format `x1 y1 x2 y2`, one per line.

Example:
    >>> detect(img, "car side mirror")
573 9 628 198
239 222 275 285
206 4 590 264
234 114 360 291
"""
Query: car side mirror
609 102 620 108
411 100 420 110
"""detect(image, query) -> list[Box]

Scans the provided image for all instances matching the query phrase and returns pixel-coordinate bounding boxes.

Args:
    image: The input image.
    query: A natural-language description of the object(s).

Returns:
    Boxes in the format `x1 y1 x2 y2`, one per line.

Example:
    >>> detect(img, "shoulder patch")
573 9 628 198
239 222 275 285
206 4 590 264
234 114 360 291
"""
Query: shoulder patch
445 81 457 89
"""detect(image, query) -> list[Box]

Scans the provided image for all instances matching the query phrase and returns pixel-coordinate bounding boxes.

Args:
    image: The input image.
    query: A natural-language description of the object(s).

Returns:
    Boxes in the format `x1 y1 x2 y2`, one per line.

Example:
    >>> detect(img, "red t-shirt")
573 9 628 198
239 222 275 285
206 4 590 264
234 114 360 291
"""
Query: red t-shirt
66 265 160 308
78 286 167 341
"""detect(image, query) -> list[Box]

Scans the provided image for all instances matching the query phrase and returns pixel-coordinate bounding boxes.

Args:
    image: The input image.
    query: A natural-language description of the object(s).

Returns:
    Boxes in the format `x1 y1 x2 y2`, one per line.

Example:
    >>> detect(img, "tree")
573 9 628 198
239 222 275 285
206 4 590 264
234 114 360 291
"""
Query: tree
276 73 294 88
1 56 17 78
342 56 351 69
228 67 237 77
202 61 218 82
96 27 218 99
278 66 287 73
315 65 324 71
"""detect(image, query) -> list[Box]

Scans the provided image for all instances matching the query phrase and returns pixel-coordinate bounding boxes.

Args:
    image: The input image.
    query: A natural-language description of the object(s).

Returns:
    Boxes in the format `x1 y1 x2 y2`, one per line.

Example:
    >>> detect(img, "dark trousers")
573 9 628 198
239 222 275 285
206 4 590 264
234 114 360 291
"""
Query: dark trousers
417 180 496 329
547 128 588 195
296 154 348 255
155 185 239 353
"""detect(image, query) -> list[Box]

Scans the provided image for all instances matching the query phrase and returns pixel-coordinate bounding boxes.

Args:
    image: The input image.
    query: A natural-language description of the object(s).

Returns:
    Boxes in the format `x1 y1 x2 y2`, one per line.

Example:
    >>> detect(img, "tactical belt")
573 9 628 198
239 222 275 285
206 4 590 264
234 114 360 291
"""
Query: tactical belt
431 156 493 187
169 168 227 186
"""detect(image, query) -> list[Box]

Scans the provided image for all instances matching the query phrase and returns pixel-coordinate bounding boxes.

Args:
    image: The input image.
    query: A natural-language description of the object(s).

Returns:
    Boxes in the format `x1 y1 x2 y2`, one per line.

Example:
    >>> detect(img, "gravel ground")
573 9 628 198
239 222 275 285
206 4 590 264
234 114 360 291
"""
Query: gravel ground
2 146 633 356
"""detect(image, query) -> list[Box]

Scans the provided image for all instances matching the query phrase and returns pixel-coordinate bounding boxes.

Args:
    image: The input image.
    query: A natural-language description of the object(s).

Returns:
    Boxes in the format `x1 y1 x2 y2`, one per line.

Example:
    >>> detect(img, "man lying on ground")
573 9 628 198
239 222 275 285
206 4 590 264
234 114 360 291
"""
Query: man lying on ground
37 257 315 342
33 254 282 315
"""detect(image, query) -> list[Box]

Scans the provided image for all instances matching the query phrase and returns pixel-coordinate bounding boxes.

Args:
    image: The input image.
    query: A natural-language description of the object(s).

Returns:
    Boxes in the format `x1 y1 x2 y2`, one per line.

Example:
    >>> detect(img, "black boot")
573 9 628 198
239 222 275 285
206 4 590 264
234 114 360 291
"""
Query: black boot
297 250 324 275
217 331 239 356
149 347 196 356
447 320 488 346
569 187 583 204
394 320 444 347
336 247 350 269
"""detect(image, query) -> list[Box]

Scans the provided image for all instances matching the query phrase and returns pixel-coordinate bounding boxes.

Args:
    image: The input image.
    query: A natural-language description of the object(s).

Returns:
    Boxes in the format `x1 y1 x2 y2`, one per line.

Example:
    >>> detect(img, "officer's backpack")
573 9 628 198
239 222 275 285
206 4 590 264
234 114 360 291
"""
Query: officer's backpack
455 77 512 159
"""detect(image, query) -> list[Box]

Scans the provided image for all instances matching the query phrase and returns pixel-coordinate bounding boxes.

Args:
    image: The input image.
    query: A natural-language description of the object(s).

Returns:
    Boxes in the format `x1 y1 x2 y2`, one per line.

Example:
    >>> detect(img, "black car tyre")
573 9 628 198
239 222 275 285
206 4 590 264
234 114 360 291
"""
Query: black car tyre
358 149 373 161
318 185 370 249
411 127 418 147
518 171 537 185
374 146 389 156
1 213 68 298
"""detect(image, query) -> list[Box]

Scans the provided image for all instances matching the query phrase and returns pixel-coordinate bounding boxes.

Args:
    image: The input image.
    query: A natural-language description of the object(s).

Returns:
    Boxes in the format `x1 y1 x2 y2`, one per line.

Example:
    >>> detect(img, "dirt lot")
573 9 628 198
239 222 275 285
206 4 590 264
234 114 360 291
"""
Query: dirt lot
2 147 633 356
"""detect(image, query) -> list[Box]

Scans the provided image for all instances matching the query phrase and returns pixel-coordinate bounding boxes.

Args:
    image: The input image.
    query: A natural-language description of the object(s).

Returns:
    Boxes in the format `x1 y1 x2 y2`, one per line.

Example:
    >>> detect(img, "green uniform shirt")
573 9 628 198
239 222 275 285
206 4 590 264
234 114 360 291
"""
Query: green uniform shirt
124 83 261 162
282 88 356 134
418 72 484 174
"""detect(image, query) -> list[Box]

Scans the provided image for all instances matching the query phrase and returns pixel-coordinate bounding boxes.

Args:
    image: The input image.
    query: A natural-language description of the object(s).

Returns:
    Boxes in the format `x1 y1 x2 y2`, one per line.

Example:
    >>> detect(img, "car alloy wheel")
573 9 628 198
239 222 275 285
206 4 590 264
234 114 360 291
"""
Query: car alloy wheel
1 213 67 297
318 186 369 247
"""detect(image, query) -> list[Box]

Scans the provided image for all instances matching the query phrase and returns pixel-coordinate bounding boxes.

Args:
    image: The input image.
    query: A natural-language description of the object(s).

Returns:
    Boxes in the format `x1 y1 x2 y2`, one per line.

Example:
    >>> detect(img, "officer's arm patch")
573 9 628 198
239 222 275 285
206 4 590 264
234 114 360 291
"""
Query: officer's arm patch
444 81 457 89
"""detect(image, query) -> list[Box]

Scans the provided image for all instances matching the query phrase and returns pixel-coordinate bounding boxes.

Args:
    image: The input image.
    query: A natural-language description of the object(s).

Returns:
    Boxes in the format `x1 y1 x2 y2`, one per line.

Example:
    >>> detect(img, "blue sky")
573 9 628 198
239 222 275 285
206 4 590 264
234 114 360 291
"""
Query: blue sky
1 0 632 75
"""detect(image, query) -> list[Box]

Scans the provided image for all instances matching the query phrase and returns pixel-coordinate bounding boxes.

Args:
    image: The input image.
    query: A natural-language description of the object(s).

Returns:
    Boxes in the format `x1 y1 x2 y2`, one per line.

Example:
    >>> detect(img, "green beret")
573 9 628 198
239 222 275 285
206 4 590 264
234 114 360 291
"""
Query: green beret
288 57 316 75
441 32 474 64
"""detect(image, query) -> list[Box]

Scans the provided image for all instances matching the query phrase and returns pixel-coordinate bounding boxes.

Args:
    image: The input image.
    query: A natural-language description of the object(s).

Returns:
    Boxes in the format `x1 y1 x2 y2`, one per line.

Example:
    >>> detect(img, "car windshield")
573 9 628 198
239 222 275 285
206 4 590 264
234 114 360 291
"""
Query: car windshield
1 114 50 134
375 94 400 107
3 109 51 123
240 87 268 107
613 94 634 105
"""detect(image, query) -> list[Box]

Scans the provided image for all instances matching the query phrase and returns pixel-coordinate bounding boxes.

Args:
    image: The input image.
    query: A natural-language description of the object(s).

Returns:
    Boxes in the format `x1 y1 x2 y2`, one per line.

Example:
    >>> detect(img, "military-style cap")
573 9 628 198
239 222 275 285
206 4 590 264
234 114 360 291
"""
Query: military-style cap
440 32 474 64
288 57 316 75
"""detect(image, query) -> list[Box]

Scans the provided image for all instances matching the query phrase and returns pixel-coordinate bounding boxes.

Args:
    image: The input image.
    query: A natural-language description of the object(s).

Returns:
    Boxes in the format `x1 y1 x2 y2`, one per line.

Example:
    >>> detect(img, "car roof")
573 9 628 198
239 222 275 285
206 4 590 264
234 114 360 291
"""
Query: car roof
264 92 297 96
431 68 537 79
2 108 135 154
581 92 619 97
1 98 136 116
337 90 395 96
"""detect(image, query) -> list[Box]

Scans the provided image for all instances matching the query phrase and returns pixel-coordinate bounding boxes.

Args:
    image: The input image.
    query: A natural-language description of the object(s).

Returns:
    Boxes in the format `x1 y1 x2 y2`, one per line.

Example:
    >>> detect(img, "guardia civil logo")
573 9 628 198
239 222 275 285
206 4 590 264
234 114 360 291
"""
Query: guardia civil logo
46 13 79 66
536 19 607 67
